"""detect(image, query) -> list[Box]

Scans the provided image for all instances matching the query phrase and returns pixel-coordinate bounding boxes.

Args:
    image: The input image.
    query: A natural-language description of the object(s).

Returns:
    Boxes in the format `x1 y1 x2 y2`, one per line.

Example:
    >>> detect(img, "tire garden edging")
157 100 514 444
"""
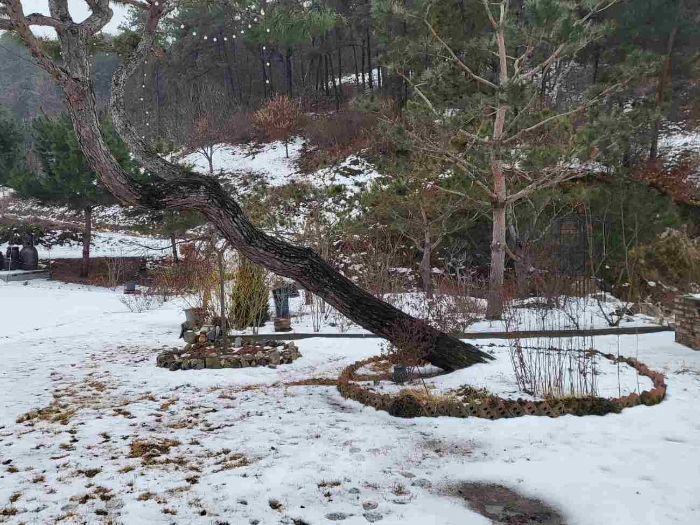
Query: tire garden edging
337 353 667 419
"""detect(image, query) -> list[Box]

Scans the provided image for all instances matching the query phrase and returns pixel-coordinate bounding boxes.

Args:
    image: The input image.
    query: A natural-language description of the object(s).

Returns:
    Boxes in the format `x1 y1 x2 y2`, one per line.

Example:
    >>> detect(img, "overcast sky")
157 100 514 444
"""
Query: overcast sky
18 0 128 36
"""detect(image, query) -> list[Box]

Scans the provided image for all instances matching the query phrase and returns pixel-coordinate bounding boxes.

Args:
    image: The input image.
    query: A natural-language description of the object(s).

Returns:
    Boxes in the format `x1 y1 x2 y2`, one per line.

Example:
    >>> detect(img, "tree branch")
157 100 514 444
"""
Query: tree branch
80 0 113 35
2 0 68 82
420 15 498 90
502 81 625 145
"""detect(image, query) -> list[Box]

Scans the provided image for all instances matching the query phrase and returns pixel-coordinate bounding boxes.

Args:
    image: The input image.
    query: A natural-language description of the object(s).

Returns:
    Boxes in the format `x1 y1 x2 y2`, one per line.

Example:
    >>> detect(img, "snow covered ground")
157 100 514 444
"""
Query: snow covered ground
0 280 698 524
181 140 381 194
1 190 155 231
0 231 173 260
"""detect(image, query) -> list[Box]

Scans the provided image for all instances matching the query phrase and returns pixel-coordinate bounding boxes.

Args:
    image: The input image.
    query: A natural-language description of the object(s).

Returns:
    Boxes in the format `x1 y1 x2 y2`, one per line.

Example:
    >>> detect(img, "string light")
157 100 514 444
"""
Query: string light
180 24 185 29
204 35 208 40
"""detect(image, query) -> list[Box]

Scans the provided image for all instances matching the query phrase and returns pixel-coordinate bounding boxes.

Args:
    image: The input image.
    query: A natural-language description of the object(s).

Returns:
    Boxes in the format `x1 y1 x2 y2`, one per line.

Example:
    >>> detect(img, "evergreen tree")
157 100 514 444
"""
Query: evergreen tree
0 105 24 185
8 113 138 277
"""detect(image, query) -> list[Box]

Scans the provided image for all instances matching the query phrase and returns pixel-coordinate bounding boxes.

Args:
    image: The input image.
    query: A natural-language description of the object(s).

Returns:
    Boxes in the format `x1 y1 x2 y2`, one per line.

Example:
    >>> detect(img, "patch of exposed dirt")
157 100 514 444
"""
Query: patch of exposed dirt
442 482 566 524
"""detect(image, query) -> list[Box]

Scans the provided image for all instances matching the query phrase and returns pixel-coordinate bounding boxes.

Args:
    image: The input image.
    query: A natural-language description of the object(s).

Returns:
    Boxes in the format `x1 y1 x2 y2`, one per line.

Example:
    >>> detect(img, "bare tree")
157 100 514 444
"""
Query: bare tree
0 0 491 371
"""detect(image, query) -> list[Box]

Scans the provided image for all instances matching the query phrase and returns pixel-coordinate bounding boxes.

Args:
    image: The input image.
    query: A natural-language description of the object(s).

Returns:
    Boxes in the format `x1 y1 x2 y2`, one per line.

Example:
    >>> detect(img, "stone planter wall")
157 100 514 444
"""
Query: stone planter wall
675 295 700 350
337 353 666 419
156 341 302 371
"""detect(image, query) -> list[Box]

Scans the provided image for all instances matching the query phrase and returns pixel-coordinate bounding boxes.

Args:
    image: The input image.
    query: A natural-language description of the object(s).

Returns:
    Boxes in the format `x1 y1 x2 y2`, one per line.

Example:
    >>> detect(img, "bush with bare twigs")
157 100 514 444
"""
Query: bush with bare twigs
252 95 302 158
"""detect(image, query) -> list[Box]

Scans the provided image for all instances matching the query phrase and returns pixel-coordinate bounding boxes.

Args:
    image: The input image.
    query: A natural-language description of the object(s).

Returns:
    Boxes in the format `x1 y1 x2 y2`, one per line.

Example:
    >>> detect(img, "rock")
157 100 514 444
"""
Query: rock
348 487 360 495
362 502 378 511
183 331 197 344
240 359 249 368
363 512 383 522
190 359 205 370
197 333 207 344
205 356 222 369
180 359 190 371
249 520 260 525
411 479 432 489
268 364 277 369
255 351 265 360
183 343 192 352
268 350 281 365
168 361 181 372
349 447 361 454
234 336 242 347
156 353 174 368
325 512 351 521
400 471 416 479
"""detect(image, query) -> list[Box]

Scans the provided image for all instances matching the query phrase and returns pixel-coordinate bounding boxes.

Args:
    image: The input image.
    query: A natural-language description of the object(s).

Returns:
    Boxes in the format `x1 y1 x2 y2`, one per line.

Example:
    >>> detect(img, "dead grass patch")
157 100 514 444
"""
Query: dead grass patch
284 378 338 387
78 468 102 479
129 438 181 460
317 480 342 488
137 491 155 501
159 398 178 411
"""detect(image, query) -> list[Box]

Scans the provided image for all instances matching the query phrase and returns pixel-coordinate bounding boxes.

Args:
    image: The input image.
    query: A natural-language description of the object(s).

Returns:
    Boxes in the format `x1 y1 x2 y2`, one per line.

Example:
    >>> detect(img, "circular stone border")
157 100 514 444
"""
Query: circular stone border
156 341 302 371
337 352 667 419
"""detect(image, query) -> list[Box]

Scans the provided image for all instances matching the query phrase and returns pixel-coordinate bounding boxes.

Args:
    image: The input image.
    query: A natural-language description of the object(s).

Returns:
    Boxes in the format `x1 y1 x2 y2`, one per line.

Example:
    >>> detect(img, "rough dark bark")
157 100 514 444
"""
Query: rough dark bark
80 205 92 278
8 1 492 371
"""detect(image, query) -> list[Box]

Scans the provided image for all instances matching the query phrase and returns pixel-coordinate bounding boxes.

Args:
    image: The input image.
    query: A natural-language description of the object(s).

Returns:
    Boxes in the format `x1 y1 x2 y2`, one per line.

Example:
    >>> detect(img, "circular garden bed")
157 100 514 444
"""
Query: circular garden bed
156 340 302 371
337 352 667 419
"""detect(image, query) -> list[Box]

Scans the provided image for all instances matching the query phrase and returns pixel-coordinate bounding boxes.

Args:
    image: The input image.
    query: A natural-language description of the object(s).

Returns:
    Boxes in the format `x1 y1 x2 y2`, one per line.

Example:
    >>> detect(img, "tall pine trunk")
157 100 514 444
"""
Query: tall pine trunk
80 205 92 278
170 232 179 264
486 26 510 320
649 11 680 161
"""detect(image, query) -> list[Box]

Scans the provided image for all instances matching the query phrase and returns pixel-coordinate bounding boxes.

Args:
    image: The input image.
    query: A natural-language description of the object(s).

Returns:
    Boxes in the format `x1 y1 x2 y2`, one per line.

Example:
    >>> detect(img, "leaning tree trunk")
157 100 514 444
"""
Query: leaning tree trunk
12 3 491 371
80 205 92 278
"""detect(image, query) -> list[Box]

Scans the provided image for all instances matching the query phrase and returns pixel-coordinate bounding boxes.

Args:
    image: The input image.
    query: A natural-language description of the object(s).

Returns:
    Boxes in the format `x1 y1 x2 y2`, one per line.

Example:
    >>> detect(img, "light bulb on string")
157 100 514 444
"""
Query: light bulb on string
266 80 270 84
224 37 228 41
266 28 270 33
192 32 197 36
180 24 185 29
204 35 208 40
241 30 245 34
248 24 252 28
213 37 217 42
262 46 266 50
266 62 270 66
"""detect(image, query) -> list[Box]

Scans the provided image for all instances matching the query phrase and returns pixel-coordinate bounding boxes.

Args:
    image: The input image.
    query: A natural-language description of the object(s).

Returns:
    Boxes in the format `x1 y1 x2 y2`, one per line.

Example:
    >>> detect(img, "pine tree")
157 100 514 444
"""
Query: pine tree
0 105 24 185
7 113 138 277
